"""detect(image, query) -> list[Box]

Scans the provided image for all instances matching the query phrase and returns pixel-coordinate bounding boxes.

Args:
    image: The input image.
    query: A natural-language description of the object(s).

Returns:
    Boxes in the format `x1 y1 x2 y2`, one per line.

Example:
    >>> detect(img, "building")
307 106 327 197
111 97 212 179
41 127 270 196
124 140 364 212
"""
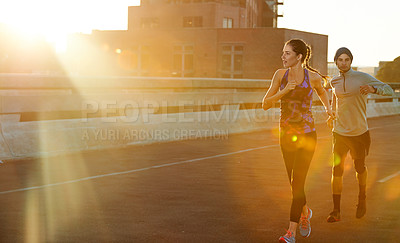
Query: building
67 0 328 79
329 62 378 79
327 62 339 78
357 66 378 77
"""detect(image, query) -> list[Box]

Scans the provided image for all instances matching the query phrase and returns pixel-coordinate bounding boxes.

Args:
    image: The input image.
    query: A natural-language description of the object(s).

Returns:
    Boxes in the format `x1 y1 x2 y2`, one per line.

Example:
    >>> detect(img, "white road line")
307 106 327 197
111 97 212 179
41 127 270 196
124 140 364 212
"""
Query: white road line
0 133 379 195
369 123 400 130
378 171 400 183
0 144 281 195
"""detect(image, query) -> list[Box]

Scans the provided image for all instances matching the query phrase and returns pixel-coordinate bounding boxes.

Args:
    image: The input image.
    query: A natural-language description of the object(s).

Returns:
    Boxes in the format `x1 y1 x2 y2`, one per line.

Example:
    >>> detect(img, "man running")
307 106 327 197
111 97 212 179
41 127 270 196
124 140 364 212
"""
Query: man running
327 47 394 222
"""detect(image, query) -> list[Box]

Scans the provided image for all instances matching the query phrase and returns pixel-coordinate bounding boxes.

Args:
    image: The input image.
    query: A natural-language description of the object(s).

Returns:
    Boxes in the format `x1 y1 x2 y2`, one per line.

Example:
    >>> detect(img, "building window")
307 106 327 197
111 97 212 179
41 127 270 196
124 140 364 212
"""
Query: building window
172 44 194 77
220 44 244 78
118 45 150 76
223 17 233 28
141 17 160 29
183 16 203 27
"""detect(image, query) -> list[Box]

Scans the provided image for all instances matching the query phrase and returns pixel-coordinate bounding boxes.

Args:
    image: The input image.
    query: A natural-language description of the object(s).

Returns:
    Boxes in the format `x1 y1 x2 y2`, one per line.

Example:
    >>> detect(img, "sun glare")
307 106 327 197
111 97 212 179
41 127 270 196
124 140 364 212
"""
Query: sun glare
1 0 141 54
1 2 71 53
10 24 68 53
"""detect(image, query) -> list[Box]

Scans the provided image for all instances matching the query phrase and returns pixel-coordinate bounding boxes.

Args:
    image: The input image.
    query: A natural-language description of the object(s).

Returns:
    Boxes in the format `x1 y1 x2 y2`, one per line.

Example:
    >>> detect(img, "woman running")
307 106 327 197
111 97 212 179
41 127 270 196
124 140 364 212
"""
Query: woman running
262 38 333 242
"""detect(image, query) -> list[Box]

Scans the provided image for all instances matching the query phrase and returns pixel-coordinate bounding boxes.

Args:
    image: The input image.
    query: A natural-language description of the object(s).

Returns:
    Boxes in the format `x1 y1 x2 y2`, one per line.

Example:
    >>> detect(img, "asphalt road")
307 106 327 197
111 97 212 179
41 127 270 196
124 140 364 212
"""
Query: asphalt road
0 115 399 242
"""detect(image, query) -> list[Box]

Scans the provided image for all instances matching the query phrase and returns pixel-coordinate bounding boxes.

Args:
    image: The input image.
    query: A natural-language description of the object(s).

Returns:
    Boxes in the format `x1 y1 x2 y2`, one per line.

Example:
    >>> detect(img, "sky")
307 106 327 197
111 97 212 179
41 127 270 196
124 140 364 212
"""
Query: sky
278 0 400 66
0 0 399 67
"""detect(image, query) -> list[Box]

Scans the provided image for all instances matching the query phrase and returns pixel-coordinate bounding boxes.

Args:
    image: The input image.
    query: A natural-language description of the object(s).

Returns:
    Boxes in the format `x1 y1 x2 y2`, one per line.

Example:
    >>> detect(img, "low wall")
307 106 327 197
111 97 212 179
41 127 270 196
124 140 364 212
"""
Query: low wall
0 74 399 160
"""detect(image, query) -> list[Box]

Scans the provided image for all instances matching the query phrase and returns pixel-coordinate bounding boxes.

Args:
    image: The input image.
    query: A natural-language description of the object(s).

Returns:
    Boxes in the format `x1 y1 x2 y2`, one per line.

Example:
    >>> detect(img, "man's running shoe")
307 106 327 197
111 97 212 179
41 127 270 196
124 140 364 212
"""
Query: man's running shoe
356 199 366 218
299 208 312 237
327 210 341 223
279 230 295 243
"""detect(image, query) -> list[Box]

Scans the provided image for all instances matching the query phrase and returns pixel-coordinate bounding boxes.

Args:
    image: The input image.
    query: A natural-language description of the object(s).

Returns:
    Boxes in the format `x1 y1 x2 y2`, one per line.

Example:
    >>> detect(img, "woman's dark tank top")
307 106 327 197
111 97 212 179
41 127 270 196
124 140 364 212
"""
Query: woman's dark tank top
280 69 315 134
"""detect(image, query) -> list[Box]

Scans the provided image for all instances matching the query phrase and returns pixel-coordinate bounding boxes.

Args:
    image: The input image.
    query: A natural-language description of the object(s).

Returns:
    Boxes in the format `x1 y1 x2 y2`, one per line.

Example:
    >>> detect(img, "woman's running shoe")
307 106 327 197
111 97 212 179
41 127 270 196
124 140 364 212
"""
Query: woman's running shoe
279 230 295 243
299 208 312 237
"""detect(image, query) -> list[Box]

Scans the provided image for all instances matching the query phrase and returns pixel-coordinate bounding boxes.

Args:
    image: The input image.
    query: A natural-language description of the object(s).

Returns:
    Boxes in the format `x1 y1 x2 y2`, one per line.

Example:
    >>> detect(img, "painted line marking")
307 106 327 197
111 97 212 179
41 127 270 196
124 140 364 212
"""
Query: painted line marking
0 144 282 195
0 132 386 195
378 171 400 183
368 123 400 130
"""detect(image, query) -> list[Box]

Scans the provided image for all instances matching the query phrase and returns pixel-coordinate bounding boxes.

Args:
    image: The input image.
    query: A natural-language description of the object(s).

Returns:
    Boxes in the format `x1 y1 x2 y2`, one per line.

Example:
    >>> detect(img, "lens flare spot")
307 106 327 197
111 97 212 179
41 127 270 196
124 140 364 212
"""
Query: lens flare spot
291 135 298 142
333 153 341 166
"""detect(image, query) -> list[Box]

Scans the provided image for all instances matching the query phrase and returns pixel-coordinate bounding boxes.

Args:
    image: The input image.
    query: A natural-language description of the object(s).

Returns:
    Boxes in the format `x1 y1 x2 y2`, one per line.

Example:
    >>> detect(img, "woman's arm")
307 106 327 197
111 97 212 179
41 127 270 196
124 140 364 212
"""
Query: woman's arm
262 69 295 110
310 73 334 117
327 92 336 129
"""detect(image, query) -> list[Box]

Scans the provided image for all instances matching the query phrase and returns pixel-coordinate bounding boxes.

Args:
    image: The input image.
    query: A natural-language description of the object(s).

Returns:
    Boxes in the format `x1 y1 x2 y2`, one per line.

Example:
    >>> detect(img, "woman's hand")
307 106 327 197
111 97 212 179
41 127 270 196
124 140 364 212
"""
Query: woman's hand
326 110 335 129
325 108 335 119
262 98 270 110
283 80 296 93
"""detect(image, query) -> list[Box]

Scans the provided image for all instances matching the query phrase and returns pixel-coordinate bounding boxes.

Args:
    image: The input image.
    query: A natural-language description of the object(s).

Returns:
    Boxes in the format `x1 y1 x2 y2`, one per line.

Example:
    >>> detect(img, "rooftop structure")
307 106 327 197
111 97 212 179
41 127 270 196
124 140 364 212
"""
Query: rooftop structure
67 0 327 78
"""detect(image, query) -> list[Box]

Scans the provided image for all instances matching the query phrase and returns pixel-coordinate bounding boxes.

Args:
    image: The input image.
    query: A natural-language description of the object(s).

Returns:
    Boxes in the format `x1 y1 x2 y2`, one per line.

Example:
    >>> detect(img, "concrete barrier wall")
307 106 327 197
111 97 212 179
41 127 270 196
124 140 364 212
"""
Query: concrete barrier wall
0 74 399 160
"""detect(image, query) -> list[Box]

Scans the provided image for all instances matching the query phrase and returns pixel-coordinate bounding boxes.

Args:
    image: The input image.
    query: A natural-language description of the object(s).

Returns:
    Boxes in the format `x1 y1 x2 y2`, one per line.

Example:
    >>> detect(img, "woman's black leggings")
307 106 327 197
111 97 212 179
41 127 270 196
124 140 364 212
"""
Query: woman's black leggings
280 131 317 223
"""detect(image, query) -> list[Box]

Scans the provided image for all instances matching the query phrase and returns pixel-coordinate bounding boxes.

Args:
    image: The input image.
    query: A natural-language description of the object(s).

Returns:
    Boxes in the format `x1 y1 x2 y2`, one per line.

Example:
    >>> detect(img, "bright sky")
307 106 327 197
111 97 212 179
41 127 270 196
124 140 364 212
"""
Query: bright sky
0 0 140 52
279 0 400 66
0 0 399 67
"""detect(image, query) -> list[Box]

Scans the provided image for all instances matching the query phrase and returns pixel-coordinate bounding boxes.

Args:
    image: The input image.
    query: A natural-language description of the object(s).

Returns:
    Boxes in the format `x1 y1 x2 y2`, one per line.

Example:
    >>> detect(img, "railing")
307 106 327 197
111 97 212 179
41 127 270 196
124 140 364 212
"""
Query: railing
0 74 399 160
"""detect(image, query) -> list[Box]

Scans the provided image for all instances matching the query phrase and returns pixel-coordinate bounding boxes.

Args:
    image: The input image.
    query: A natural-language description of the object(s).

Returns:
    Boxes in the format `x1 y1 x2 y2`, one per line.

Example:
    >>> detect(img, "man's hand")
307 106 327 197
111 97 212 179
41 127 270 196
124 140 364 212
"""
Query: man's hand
360 85 376 95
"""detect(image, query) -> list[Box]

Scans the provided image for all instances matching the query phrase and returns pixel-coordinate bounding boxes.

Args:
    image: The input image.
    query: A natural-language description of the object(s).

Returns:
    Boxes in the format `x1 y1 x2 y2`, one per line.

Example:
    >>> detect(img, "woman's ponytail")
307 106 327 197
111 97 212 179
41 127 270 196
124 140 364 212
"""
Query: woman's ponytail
304 45 329 87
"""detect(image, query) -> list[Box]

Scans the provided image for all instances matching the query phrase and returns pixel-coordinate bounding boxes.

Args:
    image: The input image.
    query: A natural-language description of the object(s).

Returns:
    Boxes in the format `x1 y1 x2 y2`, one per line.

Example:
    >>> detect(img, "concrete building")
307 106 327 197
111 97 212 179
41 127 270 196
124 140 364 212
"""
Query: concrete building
327 62 339 78
67 0 327 79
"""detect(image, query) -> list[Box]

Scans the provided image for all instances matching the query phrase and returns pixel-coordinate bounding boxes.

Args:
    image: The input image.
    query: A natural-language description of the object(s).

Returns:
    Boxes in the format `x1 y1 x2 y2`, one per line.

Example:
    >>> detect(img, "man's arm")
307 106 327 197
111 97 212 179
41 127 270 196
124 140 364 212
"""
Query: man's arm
332 92 336 113
360 73 394 96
